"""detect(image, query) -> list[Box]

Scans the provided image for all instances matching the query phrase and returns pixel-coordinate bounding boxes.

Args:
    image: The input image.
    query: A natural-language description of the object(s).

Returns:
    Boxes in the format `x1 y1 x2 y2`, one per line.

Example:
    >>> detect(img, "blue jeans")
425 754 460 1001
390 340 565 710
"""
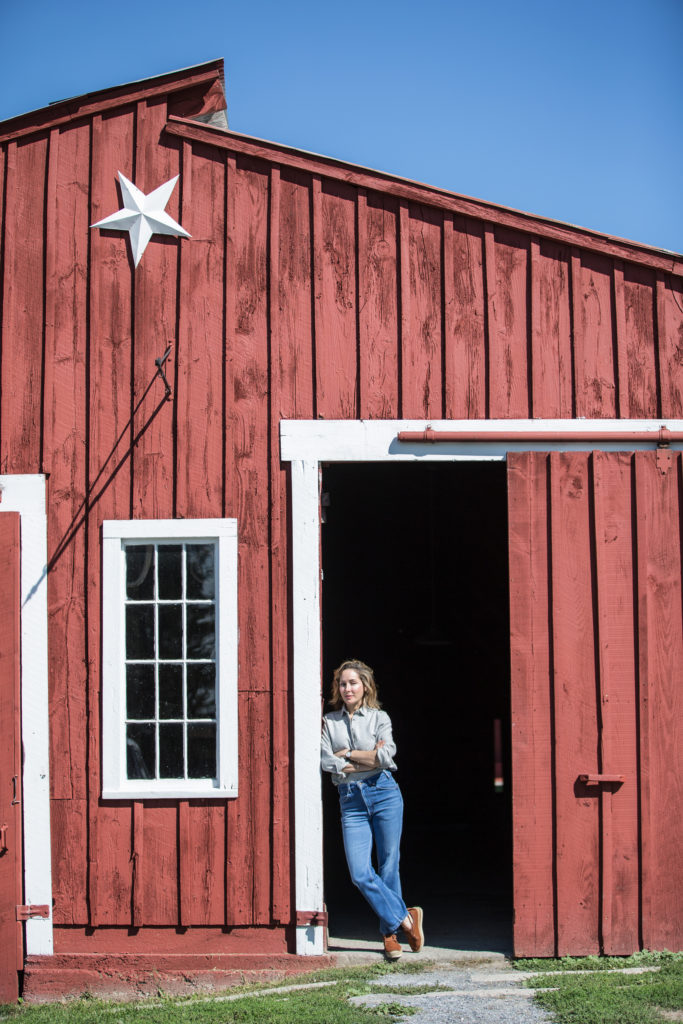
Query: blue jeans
338 770 408 936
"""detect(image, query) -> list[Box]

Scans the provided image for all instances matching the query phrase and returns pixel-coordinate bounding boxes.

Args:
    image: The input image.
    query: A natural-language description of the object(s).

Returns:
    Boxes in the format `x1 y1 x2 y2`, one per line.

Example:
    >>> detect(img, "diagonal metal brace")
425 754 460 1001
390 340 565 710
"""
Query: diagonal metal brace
155 344 173 400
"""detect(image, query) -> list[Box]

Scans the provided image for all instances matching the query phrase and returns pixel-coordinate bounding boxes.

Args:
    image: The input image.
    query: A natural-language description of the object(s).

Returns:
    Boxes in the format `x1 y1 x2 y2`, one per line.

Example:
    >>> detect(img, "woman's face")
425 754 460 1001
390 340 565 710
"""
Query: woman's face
339 669 365 713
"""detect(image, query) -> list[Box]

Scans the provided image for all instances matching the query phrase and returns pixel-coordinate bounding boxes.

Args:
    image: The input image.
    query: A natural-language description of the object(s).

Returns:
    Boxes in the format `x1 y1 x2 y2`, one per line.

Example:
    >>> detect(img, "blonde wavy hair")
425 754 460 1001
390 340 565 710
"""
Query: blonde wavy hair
329 658 382 711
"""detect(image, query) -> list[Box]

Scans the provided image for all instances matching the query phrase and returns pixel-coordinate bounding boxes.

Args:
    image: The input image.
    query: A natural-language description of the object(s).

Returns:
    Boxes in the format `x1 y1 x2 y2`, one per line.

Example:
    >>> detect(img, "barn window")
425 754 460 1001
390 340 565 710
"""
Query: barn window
101 519 238 799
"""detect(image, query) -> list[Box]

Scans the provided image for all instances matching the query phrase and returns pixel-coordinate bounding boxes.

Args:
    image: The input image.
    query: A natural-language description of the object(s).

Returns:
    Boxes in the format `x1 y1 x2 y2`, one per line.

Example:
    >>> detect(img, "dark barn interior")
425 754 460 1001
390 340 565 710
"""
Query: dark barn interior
321 460 513 952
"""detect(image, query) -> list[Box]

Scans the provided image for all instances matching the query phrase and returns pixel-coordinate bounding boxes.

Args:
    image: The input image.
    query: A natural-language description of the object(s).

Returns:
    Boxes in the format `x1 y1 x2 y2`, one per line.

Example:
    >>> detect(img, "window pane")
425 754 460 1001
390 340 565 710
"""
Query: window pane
188 723 216 778
159 723 184 778
187 544 215 600
127 723 155 779
126 663 155 719
158 545 182 600
126 604 155 660
158 604 182 659
126 545 154 600
159 663 183 719
186 605 215 659
187 663 216 718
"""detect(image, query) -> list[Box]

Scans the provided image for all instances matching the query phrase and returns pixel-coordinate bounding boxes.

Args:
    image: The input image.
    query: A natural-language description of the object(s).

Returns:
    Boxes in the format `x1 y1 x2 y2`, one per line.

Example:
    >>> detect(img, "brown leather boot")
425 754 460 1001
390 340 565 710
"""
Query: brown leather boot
383 933 402 960
403 907 424 952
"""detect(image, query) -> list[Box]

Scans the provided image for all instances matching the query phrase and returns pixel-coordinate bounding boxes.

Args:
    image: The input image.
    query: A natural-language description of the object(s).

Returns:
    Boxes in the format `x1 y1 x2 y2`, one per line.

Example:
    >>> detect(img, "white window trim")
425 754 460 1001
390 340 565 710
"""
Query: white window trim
280 418 683 955
102 518 238 800
0 475 52 955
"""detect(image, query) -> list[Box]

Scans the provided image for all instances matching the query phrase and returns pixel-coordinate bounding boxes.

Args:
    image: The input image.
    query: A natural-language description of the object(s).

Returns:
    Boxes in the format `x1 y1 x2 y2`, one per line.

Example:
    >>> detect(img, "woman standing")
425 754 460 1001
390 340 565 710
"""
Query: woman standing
321 658 424 960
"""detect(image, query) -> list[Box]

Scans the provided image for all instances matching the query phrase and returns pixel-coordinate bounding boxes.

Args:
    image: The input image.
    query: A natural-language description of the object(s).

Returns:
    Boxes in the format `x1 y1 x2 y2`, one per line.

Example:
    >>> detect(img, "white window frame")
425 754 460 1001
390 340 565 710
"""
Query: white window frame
102 518 238 800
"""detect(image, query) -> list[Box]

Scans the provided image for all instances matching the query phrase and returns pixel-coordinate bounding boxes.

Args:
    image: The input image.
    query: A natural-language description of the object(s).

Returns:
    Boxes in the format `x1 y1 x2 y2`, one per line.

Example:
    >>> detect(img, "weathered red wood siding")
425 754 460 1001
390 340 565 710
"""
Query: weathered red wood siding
0 63 681 951
508 451 682 956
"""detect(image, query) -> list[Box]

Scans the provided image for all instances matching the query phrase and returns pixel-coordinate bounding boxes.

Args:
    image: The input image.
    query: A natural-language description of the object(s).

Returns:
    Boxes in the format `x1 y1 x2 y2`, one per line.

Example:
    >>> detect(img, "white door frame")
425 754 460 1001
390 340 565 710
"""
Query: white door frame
0 475 52 956
280 418 683 954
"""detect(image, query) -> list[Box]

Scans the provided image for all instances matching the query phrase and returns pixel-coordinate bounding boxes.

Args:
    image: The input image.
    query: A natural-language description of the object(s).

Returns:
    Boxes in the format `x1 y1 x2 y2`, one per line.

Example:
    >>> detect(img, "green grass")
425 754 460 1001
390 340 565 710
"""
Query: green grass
515 951 683 1024
0 961 433 1024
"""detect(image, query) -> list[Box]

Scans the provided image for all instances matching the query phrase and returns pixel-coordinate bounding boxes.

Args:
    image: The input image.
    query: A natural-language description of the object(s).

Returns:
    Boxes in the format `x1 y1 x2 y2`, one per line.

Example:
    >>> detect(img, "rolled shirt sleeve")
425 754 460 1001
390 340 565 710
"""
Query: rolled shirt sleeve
320 717 350 776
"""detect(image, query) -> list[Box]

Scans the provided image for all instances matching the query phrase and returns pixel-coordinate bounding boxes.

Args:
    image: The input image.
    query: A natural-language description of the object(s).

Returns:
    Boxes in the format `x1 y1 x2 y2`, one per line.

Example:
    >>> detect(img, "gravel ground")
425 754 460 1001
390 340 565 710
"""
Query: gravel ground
349 963 556 1024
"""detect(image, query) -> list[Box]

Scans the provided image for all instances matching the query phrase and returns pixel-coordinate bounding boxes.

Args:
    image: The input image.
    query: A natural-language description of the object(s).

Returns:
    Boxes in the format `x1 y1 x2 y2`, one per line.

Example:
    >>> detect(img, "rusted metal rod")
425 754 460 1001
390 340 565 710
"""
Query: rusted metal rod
396 427 683 445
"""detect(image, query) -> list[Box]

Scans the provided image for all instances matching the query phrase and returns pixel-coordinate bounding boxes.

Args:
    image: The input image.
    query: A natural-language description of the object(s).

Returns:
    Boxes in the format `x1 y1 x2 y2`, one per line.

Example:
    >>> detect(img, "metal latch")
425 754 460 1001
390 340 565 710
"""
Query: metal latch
578 774 625 786
16 905 50 921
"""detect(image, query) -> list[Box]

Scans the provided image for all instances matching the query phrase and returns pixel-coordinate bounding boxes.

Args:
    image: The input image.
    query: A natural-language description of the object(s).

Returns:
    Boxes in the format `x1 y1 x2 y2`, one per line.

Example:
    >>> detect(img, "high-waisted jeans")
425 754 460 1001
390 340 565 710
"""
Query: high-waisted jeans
337 770 408 936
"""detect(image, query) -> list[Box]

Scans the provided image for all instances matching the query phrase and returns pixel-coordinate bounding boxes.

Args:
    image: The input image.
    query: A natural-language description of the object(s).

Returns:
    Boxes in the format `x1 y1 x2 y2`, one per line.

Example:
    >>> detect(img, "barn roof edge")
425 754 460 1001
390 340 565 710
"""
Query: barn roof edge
0 60 226 142
166 114 683 271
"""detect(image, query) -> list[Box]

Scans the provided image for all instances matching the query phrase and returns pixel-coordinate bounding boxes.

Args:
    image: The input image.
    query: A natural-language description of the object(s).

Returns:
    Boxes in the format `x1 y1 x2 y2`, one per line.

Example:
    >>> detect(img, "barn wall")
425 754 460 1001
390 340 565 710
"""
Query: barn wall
0 76 682 944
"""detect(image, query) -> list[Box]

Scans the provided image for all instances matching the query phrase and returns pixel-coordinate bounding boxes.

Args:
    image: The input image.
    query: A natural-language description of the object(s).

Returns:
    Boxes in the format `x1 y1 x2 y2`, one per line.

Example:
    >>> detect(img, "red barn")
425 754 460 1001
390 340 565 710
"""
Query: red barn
0 59 681 1001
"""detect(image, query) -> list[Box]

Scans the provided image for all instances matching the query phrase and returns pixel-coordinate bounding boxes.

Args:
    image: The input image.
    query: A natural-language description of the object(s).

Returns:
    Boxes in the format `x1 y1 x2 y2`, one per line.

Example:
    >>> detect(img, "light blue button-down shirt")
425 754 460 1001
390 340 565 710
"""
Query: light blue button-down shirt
321 705 398 785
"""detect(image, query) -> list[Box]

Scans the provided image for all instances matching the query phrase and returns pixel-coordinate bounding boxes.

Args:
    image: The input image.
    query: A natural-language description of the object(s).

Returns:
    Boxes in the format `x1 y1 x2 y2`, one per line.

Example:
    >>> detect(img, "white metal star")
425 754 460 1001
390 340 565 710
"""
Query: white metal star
91 172 190 267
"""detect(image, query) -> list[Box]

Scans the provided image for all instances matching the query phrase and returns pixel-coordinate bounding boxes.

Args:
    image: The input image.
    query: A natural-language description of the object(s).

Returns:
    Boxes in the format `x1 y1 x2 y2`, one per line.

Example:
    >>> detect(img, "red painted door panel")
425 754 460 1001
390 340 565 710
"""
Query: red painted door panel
507 451 682 957
0 512 23 1002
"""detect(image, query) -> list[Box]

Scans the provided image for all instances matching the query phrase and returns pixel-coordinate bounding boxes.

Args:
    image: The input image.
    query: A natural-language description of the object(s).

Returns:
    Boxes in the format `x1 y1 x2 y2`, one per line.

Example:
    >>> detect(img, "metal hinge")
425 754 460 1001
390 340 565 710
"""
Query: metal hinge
16 905 50 921
295 910 328 927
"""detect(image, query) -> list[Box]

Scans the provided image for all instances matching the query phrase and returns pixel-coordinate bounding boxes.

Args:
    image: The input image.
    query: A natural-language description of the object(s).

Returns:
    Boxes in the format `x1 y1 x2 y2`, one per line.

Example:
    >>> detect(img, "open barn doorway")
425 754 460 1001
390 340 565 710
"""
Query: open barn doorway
321 461 512 953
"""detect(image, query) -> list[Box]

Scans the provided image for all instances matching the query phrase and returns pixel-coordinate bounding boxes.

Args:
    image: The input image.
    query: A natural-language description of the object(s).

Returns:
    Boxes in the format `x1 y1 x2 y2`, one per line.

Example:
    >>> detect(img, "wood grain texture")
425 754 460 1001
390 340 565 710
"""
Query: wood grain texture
315 179 358 418
591 452 639 953
507 453 556 956
176 140 225 519
87 108 136 927
635 453 683 951
358 191 399 417
446 216 486 418
622 265 657 417
43 121 90 924
269 166 291 924
573 252 616 417
402 203 442 418
656 273 683 417
0 513 22 1002
0 136 48 473
226 155 272 924
277 169 314 419
550 453 600 955
531 240 572 417
486 227 529 419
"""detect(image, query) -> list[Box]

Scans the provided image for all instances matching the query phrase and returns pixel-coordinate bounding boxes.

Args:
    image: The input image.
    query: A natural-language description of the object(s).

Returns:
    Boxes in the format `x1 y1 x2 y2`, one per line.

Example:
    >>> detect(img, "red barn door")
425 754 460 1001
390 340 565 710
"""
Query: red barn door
0 512 23 1002
508 451 682 957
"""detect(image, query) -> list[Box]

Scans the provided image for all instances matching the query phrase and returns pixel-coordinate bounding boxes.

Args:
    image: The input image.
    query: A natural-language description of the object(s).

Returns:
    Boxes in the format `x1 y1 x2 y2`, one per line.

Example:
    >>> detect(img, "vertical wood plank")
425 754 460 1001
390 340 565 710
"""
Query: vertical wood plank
446 216 486 418
358 191 399 417
269 165 291 923
573 252 616 417
401 204 442 418
87 107 136 926
398 201 410 418
612 263 628 417
278 169 314 419
0 513 22 1002
175 139 227 925
131 801 145 927
314 179 357 418
130 96 181 927
592 452 639 953
0 137 48 473
507 452 556 956
532 240 573 418
226 155 272 925
656 273 683 418
43 121 91 924
550 452 600 955
635 452 683 951
486 226 529 418
622 265 658 418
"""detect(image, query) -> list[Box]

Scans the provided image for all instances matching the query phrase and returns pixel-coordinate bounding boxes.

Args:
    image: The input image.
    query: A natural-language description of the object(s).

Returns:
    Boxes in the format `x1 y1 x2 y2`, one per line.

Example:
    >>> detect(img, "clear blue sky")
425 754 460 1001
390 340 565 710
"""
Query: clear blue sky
2 0 681 252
